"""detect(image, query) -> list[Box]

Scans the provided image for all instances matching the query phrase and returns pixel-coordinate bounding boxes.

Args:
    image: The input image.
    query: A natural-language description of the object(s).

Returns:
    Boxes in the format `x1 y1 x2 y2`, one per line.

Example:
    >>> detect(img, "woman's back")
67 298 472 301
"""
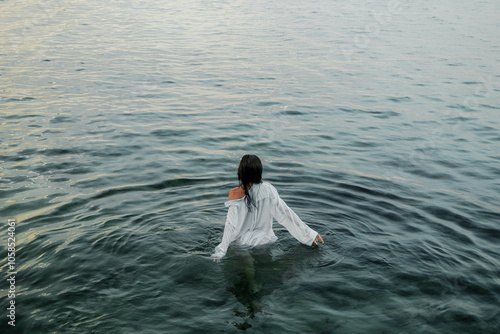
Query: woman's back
224 182 279 248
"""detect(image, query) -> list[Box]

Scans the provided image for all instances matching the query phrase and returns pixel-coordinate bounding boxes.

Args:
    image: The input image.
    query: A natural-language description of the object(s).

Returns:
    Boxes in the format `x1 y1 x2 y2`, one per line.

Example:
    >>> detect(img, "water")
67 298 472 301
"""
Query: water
1 0 499 332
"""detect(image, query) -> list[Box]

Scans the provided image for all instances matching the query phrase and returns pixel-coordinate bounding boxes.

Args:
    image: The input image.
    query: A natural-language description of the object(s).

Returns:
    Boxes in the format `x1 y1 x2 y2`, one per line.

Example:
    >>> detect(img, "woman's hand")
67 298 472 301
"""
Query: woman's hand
314 234 324 245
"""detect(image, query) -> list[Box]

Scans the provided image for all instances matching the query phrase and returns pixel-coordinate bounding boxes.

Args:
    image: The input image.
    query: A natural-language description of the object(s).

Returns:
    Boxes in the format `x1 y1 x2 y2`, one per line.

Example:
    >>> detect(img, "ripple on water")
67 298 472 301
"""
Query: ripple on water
2 97 36 102
49 115 77 124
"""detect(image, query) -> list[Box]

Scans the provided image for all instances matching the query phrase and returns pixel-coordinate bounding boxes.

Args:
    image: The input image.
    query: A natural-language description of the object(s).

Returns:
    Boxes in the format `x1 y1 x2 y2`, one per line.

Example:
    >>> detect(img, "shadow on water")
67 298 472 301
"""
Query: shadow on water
220 243 328 330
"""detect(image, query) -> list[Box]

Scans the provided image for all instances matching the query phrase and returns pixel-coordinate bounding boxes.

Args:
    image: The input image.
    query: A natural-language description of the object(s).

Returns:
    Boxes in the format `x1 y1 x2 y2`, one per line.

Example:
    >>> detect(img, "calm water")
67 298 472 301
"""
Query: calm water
1 0 499 332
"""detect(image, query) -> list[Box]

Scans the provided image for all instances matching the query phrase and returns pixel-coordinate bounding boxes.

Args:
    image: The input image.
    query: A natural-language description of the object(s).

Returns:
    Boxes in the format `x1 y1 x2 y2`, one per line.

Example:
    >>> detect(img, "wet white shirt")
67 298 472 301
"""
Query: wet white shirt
211 182 318 259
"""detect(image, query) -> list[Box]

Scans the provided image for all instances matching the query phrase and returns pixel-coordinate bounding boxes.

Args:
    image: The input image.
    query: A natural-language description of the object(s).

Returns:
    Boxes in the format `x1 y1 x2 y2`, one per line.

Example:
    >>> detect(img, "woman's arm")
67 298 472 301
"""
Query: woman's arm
211 197 241 262
211 217 236 262
271 193 323 246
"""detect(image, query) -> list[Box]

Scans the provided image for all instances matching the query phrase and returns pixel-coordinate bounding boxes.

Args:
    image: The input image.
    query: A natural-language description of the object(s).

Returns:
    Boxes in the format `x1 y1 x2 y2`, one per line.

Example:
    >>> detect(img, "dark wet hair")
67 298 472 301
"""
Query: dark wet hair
237 154 263 210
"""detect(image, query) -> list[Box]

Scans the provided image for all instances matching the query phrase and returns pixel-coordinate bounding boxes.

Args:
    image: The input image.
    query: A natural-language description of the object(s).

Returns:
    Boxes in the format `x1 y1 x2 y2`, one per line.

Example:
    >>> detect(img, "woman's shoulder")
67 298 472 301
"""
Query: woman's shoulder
255 182 279 197
261 181 276 189
226 182 278 201
228 186 245 201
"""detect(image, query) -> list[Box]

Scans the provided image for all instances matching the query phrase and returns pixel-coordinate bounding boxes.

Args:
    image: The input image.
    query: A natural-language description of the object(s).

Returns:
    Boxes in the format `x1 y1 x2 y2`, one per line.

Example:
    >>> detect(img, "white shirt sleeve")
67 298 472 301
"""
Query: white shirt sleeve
211 202 240 259
271 193 318 246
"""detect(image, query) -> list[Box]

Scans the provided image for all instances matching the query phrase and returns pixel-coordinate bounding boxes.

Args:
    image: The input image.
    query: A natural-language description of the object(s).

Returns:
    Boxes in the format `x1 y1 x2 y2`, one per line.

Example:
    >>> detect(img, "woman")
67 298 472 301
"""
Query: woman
212 154 324 262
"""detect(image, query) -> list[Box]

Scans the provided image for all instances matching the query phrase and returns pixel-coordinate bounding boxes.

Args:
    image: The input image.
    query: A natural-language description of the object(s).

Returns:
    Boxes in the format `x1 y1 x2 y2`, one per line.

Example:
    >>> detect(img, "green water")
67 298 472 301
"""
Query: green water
1 0 499 332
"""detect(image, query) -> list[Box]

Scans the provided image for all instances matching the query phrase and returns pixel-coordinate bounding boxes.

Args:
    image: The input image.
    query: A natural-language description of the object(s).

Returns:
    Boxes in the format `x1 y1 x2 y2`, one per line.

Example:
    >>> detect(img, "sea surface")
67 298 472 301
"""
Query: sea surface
1 0 499 332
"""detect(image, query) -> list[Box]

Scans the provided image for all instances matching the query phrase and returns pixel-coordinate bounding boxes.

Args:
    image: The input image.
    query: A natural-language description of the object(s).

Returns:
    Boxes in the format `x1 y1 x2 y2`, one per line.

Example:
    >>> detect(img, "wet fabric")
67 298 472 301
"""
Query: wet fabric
212 182 318 259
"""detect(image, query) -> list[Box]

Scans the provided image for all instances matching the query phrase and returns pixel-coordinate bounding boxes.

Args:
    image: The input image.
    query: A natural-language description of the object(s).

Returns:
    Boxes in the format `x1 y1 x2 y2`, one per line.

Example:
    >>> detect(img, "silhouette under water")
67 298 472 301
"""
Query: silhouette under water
221 243 341 330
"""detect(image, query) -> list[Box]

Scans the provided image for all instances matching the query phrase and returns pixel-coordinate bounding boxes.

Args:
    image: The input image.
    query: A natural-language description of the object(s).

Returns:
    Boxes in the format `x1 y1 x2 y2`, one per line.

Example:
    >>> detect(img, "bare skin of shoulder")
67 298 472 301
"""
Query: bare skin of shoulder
228 186 246 201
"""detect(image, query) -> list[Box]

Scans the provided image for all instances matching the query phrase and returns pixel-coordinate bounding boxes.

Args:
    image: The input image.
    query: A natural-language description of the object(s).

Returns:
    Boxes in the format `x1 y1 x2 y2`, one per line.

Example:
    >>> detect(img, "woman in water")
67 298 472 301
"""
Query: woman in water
212 154 324 262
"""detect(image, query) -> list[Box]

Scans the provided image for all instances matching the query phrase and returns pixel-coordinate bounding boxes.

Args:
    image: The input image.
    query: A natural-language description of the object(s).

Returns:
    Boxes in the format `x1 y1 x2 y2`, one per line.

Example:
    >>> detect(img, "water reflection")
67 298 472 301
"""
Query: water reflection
222 244 322 330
